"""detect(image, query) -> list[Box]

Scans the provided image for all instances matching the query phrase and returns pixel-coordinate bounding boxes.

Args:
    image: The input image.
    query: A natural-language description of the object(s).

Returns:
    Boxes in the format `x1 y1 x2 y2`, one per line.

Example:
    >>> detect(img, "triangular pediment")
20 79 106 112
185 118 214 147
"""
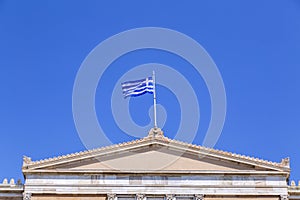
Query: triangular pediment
54 147 263 172
22 135 290 174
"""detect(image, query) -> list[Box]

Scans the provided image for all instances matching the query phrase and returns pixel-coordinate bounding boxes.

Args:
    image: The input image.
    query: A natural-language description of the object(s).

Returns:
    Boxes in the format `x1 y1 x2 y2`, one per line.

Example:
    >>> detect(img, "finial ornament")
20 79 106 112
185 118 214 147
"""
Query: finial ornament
17 179 22 185
9 178 15 185
2 178 8 184
23 156 32 165
291 180 296 187
148 127 163 137
281 157 290 167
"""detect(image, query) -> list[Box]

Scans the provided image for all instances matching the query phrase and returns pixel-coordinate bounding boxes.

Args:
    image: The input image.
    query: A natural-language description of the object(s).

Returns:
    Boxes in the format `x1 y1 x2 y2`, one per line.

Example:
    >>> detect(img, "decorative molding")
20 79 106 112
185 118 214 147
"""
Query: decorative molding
23 135 289 172
280 195 288 200
107 194 116 200
23 192 31 200
195 194 204 200
166 194 175 200
136 194 145 200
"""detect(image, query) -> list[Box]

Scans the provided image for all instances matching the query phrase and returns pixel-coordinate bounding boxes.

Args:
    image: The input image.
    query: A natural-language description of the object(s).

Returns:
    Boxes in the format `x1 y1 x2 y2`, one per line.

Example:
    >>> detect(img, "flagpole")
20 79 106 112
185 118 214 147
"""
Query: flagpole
152 71 157 129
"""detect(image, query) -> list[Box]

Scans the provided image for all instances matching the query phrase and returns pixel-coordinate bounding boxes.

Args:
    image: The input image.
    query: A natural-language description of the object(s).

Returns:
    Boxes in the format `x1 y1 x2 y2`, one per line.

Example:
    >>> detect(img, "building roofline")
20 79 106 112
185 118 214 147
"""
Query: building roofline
22 135 290 172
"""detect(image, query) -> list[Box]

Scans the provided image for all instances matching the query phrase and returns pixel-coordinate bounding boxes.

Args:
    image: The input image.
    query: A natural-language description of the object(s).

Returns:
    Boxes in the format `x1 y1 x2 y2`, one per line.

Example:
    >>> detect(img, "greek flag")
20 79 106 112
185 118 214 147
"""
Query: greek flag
121 77 154 98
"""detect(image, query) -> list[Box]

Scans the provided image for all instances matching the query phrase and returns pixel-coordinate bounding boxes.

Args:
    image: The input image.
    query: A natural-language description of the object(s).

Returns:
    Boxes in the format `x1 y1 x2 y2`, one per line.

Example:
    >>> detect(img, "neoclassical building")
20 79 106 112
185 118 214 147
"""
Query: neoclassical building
1 129 299 200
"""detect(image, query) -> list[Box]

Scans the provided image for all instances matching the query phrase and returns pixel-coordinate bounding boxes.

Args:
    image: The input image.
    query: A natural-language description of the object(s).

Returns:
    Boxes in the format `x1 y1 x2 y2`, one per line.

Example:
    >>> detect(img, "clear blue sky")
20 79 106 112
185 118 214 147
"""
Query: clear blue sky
0 1 300 182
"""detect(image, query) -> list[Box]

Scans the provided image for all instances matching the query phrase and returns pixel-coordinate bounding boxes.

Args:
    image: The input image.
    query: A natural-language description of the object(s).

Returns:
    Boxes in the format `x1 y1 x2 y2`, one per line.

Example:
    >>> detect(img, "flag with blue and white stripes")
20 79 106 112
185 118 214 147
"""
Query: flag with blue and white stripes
121 77 154 98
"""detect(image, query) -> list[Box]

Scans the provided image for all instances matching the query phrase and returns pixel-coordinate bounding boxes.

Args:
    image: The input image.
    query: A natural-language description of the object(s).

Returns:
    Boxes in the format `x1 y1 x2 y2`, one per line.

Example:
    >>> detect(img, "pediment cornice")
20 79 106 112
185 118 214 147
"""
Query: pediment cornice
22 135 290 173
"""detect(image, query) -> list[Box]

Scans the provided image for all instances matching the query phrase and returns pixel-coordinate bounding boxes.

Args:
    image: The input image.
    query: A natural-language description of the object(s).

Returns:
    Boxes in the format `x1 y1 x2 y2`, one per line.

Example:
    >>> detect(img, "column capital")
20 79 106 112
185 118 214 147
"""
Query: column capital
107 193 117 200
280 195 288 200
23 192 31 200
136 194 145 200
195 194 204 200
166 194 175 200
